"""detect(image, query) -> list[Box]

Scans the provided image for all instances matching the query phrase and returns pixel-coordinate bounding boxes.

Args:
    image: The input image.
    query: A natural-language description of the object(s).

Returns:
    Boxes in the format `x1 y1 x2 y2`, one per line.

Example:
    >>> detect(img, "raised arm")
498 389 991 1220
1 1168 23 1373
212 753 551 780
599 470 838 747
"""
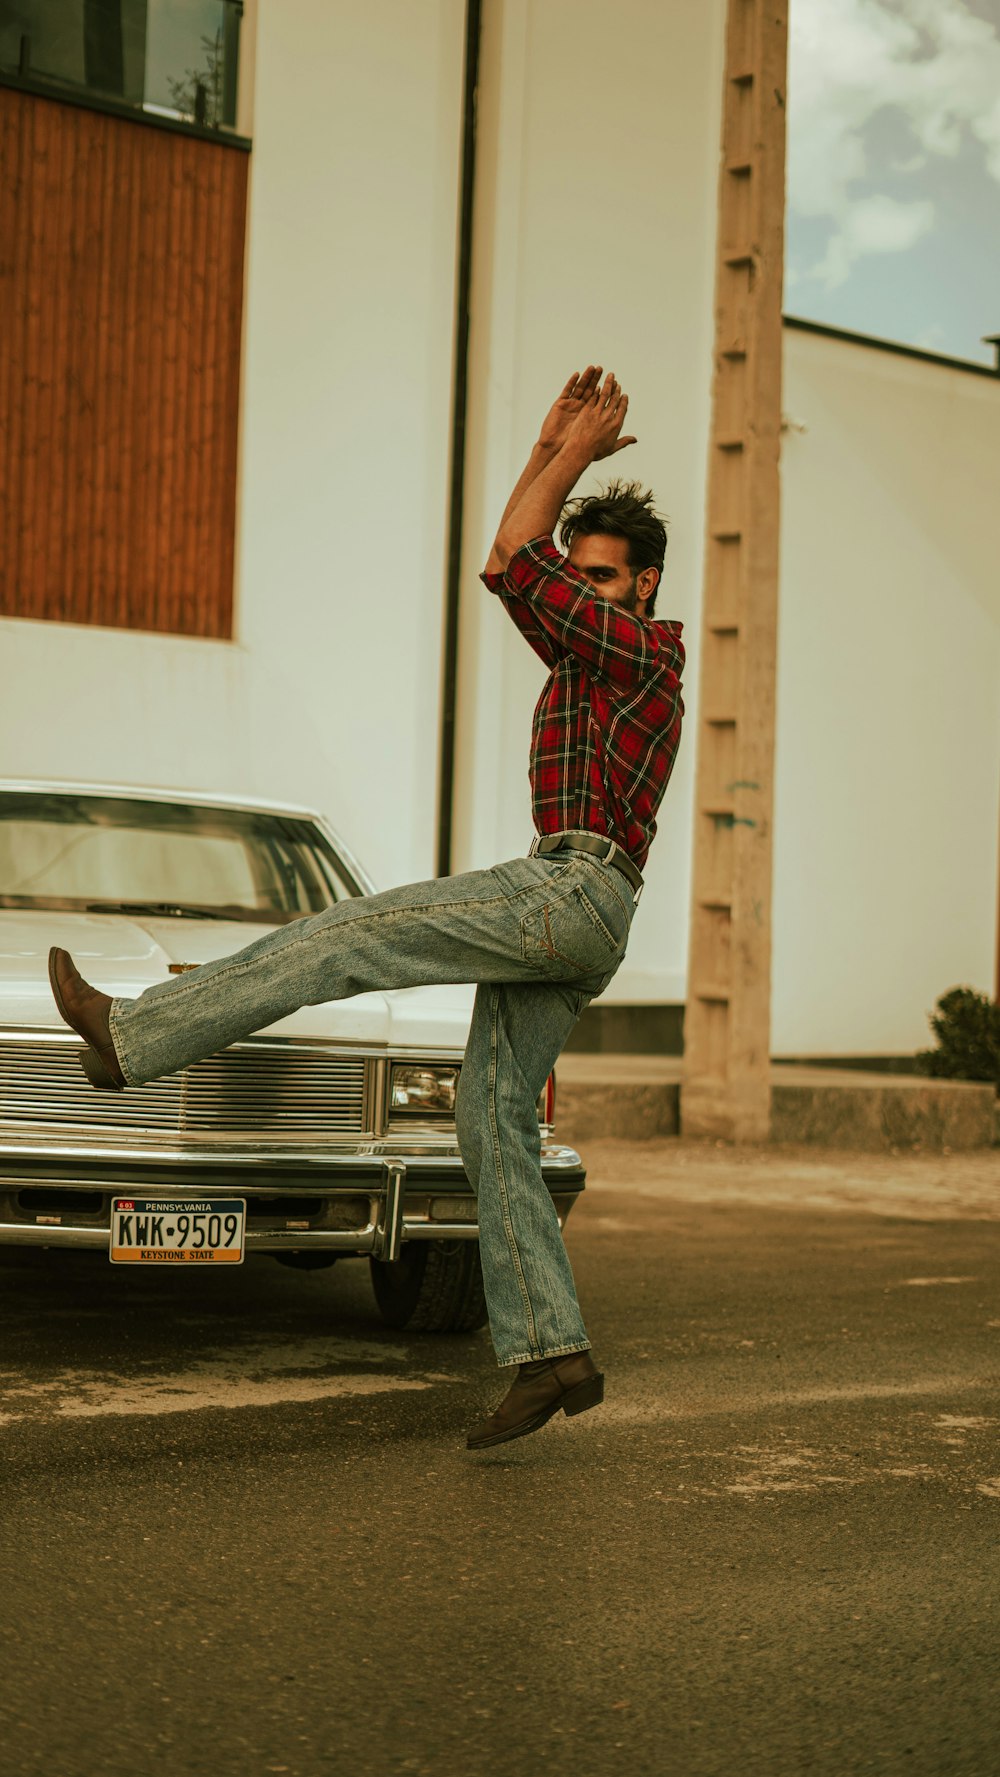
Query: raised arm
483 368 631 574
486 372 636 574
482 371 642 672
485 378 681 691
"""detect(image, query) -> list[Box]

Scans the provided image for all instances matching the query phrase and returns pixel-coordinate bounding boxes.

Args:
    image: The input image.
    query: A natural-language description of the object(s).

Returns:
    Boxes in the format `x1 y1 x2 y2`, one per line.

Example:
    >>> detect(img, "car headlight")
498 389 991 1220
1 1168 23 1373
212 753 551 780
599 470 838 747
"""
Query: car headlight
389 1064 460 1117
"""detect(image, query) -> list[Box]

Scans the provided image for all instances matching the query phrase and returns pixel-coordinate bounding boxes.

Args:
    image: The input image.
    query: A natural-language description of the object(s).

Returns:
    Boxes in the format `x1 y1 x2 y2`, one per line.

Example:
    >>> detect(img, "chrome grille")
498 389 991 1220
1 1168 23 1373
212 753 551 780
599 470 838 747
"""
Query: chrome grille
0 1037 368 1140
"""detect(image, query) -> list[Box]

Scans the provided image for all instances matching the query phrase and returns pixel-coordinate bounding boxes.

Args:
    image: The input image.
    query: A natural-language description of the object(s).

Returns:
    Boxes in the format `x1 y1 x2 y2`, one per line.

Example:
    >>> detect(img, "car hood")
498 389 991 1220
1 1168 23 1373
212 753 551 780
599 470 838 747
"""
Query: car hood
0 911 474 1051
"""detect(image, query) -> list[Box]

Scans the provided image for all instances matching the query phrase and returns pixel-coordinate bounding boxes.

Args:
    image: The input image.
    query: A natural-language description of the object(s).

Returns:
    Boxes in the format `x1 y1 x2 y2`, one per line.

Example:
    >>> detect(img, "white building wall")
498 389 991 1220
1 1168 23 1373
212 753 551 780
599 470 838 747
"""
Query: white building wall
453 0 726 1004
9 7 995 1063
773 327 1000 1055
0 0 466 892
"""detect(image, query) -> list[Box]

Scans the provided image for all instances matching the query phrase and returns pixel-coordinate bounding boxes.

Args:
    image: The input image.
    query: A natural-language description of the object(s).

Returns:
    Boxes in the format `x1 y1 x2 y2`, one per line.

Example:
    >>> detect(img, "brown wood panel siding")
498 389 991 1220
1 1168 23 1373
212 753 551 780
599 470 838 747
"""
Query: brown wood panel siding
0 87 247 637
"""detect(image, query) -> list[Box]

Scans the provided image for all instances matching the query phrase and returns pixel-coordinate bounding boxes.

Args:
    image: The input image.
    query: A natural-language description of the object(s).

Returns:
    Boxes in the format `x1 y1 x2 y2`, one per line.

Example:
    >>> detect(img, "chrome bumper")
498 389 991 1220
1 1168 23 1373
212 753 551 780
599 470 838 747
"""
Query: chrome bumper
0 1139 586 1255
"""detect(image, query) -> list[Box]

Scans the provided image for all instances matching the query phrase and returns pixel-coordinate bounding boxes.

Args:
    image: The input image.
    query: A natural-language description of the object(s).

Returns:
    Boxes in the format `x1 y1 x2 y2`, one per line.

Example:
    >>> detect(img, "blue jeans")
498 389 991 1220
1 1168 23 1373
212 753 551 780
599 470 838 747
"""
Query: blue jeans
108 848 634 1365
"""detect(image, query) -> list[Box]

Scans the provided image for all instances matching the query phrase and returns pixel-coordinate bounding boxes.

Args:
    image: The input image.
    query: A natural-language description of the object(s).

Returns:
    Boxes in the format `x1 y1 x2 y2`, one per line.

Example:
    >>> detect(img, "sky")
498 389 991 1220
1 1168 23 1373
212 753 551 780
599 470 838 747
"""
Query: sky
786 0 1000 366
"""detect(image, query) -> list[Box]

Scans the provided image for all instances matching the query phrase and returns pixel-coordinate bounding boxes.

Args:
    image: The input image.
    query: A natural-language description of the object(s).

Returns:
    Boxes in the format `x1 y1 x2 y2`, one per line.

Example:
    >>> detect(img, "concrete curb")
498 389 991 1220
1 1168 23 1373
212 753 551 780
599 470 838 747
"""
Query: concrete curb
554 1055 997 1151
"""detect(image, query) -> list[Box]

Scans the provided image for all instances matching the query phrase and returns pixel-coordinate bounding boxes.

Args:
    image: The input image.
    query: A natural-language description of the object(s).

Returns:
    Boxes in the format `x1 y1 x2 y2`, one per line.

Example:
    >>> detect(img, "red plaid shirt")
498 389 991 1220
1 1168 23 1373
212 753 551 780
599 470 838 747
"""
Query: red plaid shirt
482 536 684 871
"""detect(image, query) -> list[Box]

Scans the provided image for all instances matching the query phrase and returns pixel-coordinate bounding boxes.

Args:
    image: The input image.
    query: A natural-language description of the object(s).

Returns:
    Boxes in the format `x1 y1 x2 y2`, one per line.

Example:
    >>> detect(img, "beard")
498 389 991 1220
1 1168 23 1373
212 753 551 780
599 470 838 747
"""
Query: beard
619 573 640 615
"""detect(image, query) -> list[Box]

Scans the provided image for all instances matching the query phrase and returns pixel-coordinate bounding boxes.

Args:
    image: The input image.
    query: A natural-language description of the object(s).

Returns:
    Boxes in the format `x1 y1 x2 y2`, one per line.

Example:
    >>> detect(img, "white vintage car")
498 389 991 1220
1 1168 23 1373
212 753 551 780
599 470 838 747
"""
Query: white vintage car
0 781 585 1330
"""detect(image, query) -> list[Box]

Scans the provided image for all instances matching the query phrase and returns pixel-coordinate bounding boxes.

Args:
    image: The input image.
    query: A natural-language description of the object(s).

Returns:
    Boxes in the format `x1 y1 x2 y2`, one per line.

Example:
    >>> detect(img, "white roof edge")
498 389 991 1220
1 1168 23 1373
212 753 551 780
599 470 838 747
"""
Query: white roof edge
0 778 323 819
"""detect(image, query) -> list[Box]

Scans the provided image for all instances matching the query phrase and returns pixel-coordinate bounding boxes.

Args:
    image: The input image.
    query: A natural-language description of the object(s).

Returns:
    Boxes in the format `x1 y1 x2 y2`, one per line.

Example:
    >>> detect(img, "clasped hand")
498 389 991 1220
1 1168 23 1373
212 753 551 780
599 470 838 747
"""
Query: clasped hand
537 366 637 462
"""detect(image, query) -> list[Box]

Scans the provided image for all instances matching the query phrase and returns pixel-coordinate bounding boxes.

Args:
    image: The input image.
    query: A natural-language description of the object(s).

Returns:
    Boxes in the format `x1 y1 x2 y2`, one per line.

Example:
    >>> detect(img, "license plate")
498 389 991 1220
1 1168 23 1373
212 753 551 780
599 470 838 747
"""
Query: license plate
109 1197 246 1265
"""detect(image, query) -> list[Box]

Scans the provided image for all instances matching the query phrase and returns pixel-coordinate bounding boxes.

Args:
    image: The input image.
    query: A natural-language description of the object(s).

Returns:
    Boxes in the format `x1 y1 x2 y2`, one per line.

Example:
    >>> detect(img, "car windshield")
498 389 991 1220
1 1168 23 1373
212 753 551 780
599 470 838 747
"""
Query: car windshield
0 792 362 923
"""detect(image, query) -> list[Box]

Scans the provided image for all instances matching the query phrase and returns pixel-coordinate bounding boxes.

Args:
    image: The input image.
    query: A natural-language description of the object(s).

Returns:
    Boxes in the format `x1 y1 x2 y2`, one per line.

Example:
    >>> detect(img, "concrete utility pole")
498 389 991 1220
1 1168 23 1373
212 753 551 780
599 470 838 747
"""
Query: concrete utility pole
681 0 789 1142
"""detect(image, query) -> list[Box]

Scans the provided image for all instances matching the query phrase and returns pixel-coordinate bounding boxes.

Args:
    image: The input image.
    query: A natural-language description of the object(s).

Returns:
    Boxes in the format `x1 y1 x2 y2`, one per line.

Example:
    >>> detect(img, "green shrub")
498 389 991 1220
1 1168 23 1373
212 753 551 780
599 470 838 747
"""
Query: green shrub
916 987 1000 1090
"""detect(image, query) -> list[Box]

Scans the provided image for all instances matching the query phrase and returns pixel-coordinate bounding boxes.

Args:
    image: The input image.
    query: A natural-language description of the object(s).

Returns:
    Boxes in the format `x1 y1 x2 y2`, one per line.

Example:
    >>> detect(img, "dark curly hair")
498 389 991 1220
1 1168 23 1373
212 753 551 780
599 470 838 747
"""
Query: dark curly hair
559 481 668 615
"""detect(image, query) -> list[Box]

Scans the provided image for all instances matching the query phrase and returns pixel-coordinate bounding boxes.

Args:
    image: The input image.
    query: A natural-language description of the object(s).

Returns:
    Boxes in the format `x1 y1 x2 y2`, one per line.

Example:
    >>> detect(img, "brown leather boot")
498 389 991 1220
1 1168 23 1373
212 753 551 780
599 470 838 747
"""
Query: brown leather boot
48 948 127 1091
466 1350 604 1449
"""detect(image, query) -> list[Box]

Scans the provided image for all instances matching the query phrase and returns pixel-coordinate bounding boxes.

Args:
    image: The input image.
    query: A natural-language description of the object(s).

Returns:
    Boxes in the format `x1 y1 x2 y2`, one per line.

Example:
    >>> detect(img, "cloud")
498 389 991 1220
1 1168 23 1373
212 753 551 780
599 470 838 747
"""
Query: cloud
809 193 936 288
914 321 950 350
789 0 1000 288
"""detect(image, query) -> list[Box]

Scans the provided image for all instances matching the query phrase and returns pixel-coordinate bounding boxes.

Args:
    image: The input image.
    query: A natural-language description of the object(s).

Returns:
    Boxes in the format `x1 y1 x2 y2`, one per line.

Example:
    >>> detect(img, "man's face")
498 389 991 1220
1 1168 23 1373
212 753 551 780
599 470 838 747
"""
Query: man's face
566 533 658 617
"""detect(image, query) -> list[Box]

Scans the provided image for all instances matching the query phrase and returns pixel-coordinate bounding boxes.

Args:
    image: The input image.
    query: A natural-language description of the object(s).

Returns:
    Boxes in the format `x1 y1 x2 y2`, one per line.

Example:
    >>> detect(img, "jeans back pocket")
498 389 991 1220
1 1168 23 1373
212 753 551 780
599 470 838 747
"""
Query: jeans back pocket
520 877 629 982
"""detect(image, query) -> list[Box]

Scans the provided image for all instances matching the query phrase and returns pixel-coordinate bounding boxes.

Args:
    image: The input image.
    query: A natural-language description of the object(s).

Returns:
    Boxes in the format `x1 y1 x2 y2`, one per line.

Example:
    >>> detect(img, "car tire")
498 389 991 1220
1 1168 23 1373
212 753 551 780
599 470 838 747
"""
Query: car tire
370 1240 489 1333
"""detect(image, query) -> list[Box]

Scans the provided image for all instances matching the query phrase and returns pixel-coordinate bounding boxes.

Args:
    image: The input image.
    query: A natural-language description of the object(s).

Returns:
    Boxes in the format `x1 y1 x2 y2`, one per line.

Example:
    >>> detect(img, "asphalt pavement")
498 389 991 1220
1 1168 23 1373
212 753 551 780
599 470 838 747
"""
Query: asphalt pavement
2 1138 999 1777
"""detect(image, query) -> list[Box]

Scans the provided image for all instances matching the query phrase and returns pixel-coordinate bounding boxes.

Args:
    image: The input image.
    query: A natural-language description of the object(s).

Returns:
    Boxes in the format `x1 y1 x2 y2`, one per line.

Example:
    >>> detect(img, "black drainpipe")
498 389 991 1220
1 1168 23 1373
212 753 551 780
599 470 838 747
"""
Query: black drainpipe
436 0 483 879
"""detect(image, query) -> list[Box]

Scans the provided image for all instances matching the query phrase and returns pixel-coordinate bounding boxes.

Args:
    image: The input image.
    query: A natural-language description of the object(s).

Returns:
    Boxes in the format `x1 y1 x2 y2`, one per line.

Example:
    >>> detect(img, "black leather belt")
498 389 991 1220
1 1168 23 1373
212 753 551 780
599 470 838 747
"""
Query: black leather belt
529 830 644 903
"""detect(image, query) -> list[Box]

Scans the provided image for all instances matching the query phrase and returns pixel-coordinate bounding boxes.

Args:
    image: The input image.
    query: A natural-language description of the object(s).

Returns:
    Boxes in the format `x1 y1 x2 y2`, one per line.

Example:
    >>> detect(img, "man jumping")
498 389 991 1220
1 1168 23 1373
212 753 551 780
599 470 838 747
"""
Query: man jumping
48 367 685 1449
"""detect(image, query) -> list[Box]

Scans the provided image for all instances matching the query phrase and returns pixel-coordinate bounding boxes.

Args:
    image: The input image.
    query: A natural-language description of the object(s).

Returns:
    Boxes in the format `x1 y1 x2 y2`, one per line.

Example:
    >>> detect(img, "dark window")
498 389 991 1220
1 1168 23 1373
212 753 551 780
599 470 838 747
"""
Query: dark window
1 0 245 135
